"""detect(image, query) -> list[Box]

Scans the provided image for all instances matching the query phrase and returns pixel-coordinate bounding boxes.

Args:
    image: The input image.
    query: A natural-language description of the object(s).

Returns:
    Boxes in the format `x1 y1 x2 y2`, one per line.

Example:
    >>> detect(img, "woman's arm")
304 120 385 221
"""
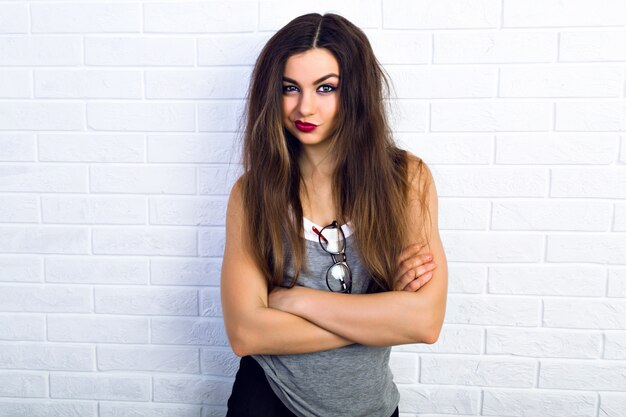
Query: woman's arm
220 180 353 357
269 160 448 346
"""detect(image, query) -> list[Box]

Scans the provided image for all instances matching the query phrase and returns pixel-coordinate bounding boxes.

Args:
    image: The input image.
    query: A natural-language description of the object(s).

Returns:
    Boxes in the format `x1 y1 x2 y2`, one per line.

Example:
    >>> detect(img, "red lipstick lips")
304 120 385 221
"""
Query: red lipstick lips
294 120 317 133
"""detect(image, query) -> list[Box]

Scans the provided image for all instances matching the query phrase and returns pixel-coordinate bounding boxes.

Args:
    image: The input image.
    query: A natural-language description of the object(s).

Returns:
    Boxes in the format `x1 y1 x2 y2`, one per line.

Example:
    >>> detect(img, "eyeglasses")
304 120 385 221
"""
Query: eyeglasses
312 220 352 294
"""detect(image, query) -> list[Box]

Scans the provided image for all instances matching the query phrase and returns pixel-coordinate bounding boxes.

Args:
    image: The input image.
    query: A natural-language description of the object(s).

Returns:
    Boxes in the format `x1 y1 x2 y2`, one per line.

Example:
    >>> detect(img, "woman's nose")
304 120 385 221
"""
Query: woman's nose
298 91 316 116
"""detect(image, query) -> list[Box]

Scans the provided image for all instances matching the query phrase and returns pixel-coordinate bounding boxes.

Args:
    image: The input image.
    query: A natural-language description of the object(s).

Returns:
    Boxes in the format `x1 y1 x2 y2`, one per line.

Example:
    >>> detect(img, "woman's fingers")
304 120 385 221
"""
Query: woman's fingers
403 271 434 292
395 252 434 284
393 260 437 291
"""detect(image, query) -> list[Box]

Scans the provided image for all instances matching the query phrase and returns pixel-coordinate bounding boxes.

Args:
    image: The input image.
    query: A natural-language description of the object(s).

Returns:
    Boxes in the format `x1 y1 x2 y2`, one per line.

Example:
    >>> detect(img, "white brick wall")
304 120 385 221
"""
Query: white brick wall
0 1 624 416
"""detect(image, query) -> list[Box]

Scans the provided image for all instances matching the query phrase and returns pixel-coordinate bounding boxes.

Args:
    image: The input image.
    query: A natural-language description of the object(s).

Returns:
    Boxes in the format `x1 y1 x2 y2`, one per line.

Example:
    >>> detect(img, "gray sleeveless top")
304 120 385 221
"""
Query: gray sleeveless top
253 218 400 417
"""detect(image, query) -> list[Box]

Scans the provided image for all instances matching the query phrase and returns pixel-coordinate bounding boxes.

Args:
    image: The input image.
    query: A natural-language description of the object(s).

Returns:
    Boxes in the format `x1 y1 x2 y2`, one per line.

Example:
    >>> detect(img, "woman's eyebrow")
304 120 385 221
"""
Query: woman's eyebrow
282 73 340 85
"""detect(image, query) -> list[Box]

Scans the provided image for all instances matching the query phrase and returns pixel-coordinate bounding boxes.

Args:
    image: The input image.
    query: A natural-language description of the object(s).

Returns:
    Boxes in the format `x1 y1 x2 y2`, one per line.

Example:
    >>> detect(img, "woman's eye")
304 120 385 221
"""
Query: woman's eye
318 84 337 93
282 85 298 93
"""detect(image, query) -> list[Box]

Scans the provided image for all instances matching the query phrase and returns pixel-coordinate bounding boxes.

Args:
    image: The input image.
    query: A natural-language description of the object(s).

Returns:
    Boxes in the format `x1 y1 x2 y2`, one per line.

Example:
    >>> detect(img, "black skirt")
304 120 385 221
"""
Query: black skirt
226 355 400 417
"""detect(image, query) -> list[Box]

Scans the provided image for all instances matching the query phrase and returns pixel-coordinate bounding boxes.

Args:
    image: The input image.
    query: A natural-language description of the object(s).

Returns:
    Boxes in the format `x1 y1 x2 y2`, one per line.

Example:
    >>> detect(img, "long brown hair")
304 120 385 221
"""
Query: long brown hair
240 13 431 291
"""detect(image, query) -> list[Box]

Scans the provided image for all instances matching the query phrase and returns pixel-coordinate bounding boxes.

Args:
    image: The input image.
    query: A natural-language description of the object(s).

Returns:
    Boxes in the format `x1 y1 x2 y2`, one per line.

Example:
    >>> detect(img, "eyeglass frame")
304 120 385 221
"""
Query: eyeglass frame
312 220 352 294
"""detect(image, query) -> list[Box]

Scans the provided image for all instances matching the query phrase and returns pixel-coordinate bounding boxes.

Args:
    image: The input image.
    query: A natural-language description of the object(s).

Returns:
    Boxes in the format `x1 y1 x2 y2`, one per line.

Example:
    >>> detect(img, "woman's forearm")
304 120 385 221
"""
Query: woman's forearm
228 305 353 357
270 286 445 347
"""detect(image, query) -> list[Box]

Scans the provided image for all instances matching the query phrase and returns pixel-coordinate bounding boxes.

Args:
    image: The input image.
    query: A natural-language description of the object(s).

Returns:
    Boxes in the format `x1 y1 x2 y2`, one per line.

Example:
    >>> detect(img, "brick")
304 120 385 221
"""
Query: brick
0 103 84 130
442 232 543 262
48 315 149 343
540 360 626 390
544 298 626 329
0 3 28 33
88 103 194 132
0 314 44 341
500 65 623 97
145 68 249 99
198 101 245 132
436 198 490 231
616 203 626 232
384 0 499 29
556 101 626 131
0 69 31 97
390 352 418 383
0 165 87 192
386 66 496 98
0 226 89 254
394 326 483 355
151 258 221 286
446 295 540 326
46 256 147 285
0 36 82 66
492 200 611 231
489 265 606 296
0 195 39 223
496 134 618 164
561 30 626 62
365 29 430 65
149 197 227 226
144 1 256 33
431 101 551 132
600 393 626 417
0 133 35 161
608 268 626 297
421 356 536 387
148 134 240 164
447 264 486 294
396 134 493 165
42 195 146 224
153 376 232 405
432 166 547 197
85 37 194 66
90 165 196 194
552 168 626 198
200 287 222 317
95 287 198 316
0 256 42 283
197 34 271 66
605 332 626 359
0 401 96 417
93 227 196 256
199 166 240 195
260 0 380 30
483 389 597 416
0 343 93 371
0 372 48 398
35 70 141 99
398 386 480 414
97 346 199 373
435 31 556 63
99 404 201 417
198 227 226 257
50 374 150 401
151 318 229 346
547 234 626 264
201 348 239 377
31 3 140 33
487 328 602 358
387 100 428 132
503 0 626 27
0 284 91 313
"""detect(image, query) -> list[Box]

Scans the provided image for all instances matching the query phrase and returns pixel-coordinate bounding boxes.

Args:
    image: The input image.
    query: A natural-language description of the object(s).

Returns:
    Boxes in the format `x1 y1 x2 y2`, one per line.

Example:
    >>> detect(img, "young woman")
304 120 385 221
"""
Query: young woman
221 13 448 417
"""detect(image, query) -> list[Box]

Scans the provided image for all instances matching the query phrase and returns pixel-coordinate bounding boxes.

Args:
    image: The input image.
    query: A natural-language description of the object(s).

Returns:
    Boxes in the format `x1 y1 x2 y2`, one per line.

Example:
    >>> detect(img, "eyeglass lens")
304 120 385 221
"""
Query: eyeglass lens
326 263 350 292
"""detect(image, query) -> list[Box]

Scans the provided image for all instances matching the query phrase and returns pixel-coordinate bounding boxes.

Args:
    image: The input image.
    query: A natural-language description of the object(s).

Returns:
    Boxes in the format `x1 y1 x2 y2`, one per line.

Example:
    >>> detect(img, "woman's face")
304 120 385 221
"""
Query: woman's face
282 48 340 148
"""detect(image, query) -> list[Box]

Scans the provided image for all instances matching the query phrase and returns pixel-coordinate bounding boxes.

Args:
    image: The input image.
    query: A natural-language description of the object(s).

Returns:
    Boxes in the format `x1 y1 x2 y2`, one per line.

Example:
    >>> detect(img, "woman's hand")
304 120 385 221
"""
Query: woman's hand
393 243 437 292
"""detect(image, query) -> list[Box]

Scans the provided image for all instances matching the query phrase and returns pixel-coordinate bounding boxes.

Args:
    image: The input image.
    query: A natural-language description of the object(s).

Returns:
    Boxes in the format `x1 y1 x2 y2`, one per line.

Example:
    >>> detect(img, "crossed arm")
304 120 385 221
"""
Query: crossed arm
220 162 448 357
